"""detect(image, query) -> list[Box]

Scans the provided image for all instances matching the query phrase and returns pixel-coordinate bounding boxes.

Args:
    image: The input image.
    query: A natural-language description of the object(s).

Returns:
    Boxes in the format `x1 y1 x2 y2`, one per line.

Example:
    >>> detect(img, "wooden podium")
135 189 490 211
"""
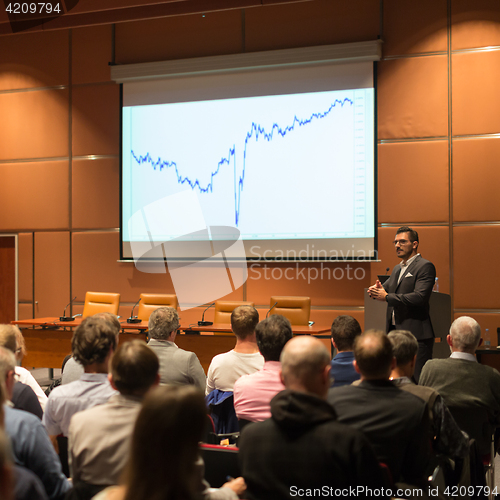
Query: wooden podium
364 290 452 359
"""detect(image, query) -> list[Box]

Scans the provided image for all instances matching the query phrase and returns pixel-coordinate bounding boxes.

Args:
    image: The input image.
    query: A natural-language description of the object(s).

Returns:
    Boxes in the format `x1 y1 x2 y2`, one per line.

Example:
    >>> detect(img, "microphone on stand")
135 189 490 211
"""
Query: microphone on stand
266 302 278 318
60 297 77 322
385 267 390 275
198 303 215 326
127 298 142 324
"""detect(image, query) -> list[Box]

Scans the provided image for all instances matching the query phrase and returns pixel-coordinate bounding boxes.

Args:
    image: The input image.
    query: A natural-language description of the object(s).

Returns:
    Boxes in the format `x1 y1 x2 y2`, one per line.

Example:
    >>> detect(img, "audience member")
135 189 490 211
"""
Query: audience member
233 315 291 422
239 336 385 500
206 306 263 395
1 347 70 499
69 340 160 497
388 330 468 459
92 386 244 500
329 315 362 387
420 316 500 455
147 307 206 390
328 330 430 486
43 316 118 442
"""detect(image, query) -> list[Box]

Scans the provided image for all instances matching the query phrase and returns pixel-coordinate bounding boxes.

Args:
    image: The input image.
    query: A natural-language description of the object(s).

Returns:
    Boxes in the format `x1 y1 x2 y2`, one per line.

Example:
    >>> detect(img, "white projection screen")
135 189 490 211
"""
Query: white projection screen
116 43 379 263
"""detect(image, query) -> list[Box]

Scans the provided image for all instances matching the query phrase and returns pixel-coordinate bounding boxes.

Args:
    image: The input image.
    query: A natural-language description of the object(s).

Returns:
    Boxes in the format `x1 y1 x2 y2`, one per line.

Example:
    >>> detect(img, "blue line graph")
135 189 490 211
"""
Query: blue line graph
130 97 353 226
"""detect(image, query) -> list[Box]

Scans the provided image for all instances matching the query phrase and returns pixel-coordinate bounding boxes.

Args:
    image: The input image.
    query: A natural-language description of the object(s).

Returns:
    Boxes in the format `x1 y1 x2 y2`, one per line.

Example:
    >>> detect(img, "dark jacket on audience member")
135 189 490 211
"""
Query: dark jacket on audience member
12 381 43 419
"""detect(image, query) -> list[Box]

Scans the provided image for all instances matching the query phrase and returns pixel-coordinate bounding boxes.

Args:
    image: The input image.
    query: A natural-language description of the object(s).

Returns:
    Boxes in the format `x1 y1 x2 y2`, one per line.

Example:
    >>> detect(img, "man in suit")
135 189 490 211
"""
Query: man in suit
147 307 206 390
239 336 386 500
368 225 436 381
328 330 430 486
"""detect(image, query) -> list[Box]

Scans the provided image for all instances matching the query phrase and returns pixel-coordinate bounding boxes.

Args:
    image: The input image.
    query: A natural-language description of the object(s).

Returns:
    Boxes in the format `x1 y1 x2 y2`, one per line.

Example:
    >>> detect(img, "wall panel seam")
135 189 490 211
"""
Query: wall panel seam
382 51 447 61
0 85 67 95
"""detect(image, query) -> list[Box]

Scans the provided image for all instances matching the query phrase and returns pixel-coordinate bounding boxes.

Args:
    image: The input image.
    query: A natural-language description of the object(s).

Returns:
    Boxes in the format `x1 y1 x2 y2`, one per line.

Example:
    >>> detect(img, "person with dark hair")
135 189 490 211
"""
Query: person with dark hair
233 315 292 422
368 225 436 381
206 306 263 395
147 307 206 390
68 340 160 496
328 330 431 486
43 316 118 444
388 330 468 460
239 336 386 500
329 315 362 387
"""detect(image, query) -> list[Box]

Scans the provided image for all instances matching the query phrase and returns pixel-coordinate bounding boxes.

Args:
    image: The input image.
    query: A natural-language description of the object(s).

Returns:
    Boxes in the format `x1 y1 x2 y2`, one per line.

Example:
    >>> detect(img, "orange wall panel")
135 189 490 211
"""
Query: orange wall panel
382 0 447 56
378 141 449 223
378 55 448 139
72 25 113 85
0 161 69 231
72 84 120 156
453 137 500 222
452 50 500 136
18 232 33 302
18 302 34 320
72 158 119 229
451 0 500 50
34 231 70 318
115 10 242 65
0 89 69 160
0 30 69 91
453 225 500 309
245 0 379 52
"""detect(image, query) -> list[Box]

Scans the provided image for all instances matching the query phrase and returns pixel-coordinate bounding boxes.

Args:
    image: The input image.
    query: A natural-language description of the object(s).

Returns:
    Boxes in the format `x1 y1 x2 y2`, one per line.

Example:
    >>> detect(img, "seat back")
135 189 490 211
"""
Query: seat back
137 293 179 321
200 444 240 488
213 301 255 324
269 296 311 325
82 292 120 318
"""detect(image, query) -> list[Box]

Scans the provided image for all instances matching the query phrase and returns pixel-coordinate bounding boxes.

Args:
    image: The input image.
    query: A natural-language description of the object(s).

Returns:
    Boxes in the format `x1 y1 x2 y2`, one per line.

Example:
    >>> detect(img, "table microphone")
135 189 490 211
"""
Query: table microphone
60 296 76 322
386 267 390 275
198 303 215 326
266 302 278 318
127 298 142 324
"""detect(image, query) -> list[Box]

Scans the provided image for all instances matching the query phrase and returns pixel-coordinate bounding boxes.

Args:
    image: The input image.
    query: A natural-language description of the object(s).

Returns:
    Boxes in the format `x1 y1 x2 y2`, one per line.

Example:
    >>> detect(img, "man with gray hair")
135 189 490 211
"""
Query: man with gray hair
420 316 500 455
239 336 385 500
147 307 205 390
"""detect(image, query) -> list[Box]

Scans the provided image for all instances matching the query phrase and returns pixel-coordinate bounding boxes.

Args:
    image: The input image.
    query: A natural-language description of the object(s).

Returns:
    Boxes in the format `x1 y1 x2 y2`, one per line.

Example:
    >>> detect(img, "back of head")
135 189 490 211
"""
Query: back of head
0 325 17 354
231 306 259 340
0 347 16 401
388 330 418 367
148 307 179 340
255 315 293 362
92 312 121 333
450 316 481 353
354 330 393 380
330 315 362 351
124 385 206 500
72 316 117 367
111 340 159 397
280 336 331 397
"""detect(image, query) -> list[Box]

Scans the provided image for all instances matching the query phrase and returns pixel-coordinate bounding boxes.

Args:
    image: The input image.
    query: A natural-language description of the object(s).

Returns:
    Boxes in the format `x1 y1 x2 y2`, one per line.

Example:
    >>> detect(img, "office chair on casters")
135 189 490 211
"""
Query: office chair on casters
81 292 120 318
212 301 255 335
136 293 179 321
269 296 311 325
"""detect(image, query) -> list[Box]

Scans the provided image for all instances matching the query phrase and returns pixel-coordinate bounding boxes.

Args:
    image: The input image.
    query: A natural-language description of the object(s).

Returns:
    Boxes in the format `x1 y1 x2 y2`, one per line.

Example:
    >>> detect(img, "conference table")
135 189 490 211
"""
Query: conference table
12 317 331 372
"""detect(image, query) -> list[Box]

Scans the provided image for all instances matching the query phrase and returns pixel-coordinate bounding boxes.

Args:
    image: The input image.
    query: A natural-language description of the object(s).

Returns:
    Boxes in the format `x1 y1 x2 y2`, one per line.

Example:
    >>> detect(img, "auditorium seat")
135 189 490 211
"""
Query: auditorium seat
137 293 179 321
269 296 311 325
82 292 120 318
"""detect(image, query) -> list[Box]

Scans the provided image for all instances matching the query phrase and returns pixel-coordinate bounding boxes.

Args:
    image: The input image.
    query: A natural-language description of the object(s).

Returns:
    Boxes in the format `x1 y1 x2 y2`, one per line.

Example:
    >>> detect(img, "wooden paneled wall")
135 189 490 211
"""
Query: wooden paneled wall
0 0 499 340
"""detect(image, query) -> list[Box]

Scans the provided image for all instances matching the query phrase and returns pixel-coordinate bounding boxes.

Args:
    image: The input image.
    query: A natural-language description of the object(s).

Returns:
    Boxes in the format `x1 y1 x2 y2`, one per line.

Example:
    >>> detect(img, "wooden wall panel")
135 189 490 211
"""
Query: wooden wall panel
115 10 242 65
0 89 69 160
378 55 448 139
453 226 500 309
72 25 113 85
382 0 447 56
18 303 34 320
34 232 70 318
18 232 33 302
72 84 120 156
453 312 500 348
451 0 500 50
0 236 16 324
378 141 449 223
453 137 500 222
0 30 68 91
72 158 119 229
245 0 379 52
452 50 500 136
0 161 69 230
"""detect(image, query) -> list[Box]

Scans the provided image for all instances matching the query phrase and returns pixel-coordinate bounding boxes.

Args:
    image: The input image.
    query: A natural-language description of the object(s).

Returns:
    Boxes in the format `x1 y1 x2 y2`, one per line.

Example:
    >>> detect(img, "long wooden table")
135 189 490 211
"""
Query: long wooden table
13 318 331 371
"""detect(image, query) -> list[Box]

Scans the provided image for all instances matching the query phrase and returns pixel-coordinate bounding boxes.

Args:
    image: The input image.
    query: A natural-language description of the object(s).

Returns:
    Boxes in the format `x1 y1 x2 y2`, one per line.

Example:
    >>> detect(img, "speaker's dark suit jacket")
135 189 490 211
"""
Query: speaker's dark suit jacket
383 254 436 340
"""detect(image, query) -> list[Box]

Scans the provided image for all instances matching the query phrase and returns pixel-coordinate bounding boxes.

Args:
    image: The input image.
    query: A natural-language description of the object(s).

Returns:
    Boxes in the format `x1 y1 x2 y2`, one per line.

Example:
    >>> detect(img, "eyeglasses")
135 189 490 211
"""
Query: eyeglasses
392 239 412 246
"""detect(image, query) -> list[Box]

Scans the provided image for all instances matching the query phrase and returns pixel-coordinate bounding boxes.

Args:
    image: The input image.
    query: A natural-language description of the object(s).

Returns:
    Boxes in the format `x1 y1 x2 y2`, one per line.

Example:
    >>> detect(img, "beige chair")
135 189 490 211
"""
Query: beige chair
137 293 179 321
212 301 255 336
82 292 120 318
268 296 311 325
